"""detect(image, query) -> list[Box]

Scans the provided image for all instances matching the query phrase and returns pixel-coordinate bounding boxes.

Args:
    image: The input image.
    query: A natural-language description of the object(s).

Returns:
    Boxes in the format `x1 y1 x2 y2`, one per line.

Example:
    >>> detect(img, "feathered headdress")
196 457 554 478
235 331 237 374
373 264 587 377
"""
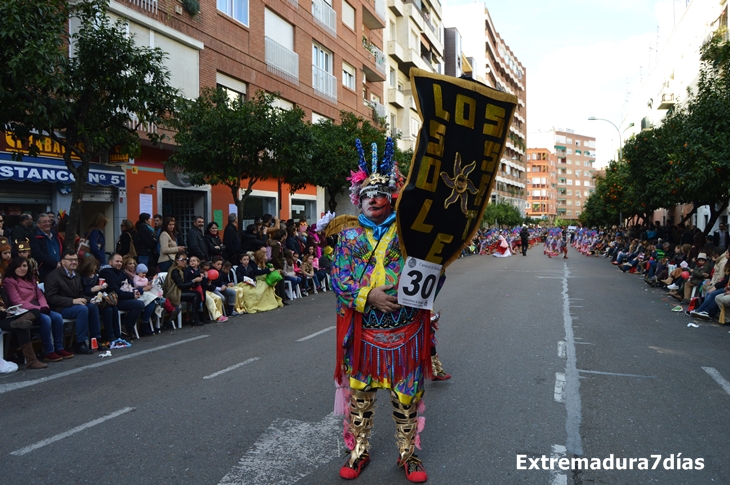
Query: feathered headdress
347 138 403 206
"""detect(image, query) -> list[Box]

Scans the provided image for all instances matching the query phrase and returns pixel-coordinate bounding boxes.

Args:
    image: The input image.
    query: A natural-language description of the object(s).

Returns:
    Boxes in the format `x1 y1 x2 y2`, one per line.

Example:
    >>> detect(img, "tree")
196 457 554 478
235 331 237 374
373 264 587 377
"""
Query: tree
0 0 178 249
481 201 523 228
170 88 312 221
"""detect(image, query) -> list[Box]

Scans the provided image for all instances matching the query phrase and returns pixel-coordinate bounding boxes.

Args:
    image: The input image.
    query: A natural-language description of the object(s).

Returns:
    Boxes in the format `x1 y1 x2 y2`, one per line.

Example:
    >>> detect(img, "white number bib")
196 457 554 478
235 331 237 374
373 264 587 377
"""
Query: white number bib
397 257 442 310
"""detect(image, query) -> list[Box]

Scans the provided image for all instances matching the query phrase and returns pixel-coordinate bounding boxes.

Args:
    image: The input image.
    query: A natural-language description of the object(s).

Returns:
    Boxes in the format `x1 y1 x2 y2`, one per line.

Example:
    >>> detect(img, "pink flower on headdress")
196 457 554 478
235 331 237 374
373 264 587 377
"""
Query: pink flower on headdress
347 169 368 185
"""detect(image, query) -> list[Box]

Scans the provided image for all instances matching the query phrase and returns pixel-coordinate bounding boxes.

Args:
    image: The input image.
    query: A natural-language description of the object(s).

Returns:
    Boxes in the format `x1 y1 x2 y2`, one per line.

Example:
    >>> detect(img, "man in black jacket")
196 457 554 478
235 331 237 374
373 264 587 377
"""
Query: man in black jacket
30 213 63 283
187 216 209 261
223 213 241 263
713 223 729 251
520 225 529 256
44 250 102 354
11 214 34 255
99 253 145 337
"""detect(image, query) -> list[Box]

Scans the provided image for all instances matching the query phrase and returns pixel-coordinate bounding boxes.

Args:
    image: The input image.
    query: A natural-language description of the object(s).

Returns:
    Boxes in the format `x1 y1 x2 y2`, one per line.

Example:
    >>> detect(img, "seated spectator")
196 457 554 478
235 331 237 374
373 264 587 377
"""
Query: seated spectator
99 254 146 339
319 245 334 276
3 256 73 362
132 262 164 334
306 246 328 290
0 302 44 369
162 252 204 326
300 253 319 294
185 256 210 323
199 259 227 322
77 256 119 344
235 252 255 283
689 259 730 320
683 252 711 304
44 250 102 354
211 257 243 316
282 249 302 291
233 249 283 313
0 236 11 277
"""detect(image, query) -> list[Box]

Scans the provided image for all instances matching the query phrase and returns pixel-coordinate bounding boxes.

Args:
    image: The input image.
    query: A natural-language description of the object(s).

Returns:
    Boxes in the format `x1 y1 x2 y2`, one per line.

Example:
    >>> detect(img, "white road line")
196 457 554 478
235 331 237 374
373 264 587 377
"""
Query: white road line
550 444 568 485
0 335 210 395
203 357 260 380
10 407 134 456
554 373 566 403
562 263 583 455
579 369 657 378
297 326 336 342
557 341 566 359
702 367 730 396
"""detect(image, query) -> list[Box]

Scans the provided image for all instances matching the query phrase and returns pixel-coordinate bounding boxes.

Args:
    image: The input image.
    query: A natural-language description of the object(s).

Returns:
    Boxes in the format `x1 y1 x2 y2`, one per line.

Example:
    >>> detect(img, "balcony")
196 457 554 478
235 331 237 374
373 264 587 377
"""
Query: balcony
362 42 386 82
387 0 404 16
658 92 675 110
403 3 424 31
363 0 386 29
312 65 337 103
387 40 406 64
388 87 406 108
404 90 418 112
312 0 337 37
368 100 386 120
265 37 299 85
126 0 157 13
402 46 431 72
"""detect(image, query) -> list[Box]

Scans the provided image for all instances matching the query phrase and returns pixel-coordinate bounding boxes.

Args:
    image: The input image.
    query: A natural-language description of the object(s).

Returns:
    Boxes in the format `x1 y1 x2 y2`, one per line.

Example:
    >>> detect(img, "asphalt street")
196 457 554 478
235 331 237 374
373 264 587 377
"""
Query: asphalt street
2 245 730 485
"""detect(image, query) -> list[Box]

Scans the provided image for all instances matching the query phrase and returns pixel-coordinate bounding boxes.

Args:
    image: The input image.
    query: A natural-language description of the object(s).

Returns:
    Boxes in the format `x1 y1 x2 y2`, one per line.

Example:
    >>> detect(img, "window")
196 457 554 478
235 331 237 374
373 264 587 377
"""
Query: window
567 159 572 164
411 117 420 136
584 191 590 197
154 33 200 98
312 43 336 100
541 189 546 196
270 96 294 110
575 170 581 177
584 160 590 166
584 180 590 187
342 62 356 90
575 201 581 207
342 0 355 29
216 72 247 102
390 113 397 135
567 138 572 144
540 177 546 184
576 140 580 147
265 9 298 84
218 0 248 26
567 179 573 185
312 112 331 123
389 68 396 87
532 177 540 185
566 190 572 196
532 189 539 196
566 169 572 175
567 149 573 155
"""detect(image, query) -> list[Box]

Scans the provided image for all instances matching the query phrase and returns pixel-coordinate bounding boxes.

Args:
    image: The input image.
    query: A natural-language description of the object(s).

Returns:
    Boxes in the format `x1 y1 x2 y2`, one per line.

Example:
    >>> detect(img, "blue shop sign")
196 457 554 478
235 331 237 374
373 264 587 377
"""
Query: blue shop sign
0 153 126 188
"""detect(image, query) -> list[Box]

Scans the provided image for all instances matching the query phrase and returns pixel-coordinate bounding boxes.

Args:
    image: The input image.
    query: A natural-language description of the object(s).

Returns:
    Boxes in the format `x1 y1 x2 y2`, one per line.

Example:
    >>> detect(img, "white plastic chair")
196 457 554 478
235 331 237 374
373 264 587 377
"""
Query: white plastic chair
232 266 239 284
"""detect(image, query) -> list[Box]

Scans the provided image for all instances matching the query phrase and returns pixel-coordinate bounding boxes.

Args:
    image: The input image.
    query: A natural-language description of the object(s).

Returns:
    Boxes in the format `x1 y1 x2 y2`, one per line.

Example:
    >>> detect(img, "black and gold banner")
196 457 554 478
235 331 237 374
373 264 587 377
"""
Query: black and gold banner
396 68 517 268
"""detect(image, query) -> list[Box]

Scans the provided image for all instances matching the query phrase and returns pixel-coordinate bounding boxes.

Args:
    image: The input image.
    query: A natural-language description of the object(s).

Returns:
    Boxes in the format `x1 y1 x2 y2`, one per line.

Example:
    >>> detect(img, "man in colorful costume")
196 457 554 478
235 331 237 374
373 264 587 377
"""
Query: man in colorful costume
332 138 431 482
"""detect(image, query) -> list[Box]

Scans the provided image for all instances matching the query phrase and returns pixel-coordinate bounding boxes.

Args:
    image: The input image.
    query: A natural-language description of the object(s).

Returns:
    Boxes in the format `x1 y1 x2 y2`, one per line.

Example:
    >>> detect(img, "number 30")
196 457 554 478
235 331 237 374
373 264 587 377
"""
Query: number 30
402 270 436 299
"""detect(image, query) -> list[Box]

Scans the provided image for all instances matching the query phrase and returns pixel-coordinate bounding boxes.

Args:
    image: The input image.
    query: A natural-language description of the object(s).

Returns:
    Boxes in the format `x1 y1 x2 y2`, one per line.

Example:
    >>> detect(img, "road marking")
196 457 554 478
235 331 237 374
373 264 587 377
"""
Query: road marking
579 369 657 378
0 335 210 395
297 326 336 342
702 367 730 395
550 444 568 485
218 413 340 485
554 372 566 403
561 263 583 455
203 357 260 380
557 341 566 358
10 407 134 456
537 276 564 279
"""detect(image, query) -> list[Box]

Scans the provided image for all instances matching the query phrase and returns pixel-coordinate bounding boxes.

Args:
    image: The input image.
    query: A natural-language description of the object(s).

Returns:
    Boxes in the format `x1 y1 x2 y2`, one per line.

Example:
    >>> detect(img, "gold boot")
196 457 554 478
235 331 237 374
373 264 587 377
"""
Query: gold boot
391 394 428 482
339 388 376 479
431 354 451 381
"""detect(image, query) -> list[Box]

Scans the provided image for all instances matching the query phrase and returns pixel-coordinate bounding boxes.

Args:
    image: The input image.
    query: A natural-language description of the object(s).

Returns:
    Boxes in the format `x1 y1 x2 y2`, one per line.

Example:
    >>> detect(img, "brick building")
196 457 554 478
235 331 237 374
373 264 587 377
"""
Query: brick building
526 148 557 221
0 0 387 249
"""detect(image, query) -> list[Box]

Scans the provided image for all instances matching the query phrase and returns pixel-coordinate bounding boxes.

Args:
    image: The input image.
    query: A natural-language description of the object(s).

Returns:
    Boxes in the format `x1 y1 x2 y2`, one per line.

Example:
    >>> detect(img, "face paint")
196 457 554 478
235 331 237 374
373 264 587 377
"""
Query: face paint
361 193 392 224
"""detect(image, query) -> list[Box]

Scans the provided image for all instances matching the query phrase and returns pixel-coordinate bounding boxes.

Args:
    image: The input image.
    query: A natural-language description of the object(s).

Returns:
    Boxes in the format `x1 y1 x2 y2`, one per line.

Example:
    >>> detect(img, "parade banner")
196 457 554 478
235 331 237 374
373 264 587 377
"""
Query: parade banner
396 68 517 269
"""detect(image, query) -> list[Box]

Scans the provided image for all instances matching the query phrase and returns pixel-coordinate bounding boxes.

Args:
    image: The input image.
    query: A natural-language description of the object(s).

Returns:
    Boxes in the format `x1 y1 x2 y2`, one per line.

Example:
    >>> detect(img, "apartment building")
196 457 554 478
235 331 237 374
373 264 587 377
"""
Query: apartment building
0 0 389 247
526 148 557 221
382 0 444 152
442 3 527 215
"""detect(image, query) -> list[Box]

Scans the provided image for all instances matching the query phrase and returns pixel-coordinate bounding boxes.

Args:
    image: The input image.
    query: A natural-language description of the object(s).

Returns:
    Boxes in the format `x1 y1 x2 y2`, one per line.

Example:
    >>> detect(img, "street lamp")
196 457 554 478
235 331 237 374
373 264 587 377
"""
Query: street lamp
589 116 627 227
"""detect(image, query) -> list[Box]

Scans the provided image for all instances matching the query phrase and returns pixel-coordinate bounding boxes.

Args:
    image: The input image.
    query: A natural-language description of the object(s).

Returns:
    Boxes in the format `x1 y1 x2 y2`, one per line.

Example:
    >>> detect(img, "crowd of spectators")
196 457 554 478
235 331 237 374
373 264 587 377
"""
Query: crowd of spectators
0 210 334 371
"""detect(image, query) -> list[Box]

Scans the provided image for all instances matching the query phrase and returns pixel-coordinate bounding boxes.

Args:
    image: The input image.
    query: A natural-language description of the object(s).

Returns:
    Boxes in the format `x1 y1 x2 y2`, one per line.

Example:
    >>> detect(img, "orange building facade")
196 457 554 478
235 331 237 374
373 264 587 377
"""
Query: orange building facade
526 148 557 220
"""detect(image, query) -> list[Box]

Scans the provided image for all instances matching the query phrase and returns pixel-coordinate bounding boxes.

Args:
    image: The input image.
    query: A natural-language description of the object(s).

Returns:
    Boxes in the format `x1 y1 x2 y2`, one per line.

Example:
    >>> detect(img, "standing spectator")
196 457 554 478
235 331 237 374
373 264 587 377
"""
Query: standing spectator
0 213 7 237
0 237 10 277
187 216 208 261
47 212 57 231
134 213 157 267
223 213 241 263
11 214 34 253
158 217 185 272
116 219 137 258
153 213 163 256
86 213 108 265
713 223 729 251
520 225 529 256
99 253 145 338
3 256 74 362
205 222 224 260
44 250 102 355
30 213 62 283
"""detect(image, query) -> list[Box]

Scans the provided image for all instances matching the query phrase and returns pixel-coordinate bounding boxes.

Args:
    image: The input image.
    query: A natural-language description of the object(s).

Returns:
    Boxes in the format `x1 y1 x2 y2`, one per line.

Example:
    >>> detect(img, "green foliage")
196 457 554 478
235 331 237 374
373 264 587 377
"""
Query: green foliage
170 88 312 216
481 201 523 228
0 0 178 248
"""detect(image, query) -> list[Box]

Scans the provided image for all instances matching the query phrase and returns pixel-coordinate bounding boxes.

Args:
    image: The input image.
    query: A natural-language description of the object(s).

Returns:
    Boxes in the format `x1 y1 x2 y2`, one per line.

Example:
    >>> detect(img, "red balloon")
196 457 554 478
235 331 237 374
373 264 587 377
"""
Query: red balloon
207 269 219 281
681 271 690 279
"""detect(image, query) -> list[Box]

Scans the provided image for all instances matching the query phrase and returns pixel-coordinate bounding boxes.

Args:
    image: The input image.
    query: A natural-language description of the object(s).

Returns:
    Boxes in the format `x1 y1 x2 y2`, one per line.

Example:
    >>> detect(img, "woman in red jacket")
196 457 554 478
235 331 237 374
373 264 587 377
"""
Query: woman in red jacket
4 257 74 362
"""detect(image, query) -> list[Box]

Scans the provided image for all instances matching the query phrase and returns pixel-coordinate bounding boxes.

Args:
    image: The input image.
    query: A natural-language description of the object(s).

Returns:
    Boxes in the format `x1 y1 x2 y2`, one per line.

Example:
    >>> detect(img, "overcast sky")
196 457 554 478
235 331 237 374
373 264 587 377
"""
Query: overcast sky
443 0 686 167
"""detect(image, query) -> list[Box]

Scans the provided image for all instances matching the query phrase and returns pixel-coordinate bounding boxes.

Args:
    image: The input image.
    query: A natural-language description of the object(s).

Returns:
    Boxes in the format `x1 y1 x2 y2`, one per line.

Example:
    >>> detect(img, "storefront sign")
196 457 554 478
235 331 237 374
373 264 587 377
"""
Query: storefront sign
3 132 82 160
0 154 126 188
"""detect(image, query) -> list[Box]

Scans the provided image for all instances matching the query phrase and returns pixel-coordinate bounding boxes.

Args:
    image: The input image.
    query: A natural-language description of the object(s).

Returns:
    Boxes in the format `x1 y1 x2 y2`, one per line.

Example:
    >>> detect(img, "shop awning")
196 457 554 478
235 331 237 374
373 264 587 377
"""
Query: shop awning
0 153 125 188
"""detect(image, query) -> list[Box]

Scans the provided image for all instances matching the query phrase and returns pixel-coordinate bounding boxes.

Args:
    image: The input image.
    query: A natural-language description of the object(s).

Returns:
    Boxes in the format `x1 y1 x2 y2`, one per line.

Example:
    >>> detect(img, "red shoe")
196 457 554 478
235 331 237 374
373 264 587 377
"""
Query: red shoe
340 453 370 479
56 349 75 359
44 352 63 362
432 372 451 381
399 455 428 483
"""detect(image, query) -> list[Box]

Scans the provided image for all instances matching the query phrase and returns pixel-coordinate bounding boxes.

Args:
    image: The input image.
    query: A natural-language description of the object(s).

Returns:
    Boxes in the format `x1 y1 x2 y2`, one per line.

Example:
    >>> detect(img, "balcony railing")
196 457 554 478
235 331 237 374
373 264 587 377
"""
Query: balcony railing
126 0 157 14
312 65 337 102
312 0 337 36
265 37 299 85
